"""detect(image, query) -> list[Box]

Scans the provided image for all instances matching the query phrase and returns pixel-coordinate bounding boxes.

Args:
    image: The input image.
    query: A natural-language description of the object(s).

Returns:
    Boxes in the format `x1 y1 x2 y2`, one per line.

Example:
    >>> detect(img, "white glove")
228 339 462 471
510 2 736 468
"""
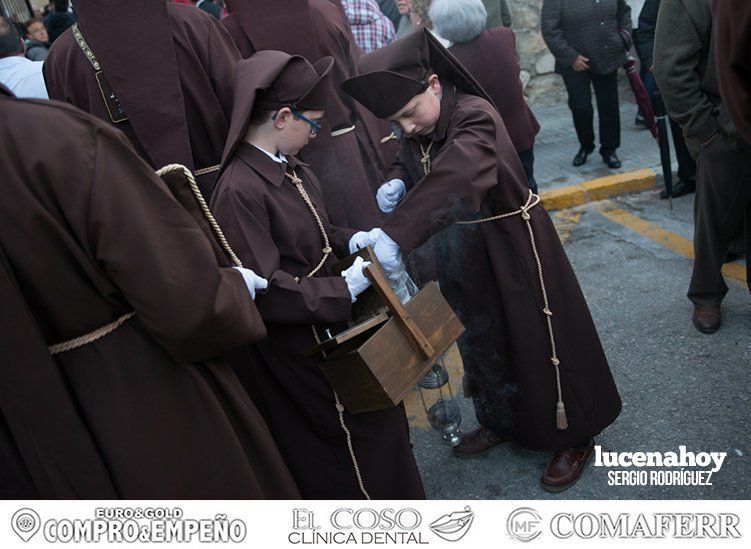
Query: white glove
371 229 402 274
376 178 406 213
349 231 374 254
341 256 372 302
232 266 269 300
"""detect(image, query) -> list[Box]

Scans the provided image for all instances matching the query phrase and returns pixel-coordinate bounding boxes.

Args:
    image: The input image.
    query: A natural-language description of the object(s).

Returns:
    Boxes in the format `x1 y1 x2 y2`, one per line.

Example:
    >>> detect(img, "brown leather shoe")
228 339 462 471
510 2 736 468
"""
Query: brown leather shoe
540 438 594 493
692 305 721 334
452 426 509 459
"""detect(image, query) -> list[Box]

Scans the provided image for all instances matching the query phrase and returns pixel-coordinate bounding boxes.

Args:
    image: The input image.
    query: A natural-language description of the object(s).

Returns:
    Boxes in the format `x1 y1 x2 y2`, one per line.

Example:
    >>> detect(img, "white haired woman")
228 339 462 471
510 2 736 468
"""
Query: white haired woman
430 0 540 192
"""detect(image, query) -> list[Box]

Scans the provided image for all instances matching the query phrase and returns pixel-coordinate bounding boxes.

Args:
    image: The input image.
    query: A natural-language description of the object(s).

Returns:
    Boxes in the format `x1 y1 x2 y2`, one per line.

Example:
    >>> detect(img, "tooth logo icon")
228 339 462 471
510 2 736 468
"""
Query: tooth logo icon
12 509 40 542
429 506 474 542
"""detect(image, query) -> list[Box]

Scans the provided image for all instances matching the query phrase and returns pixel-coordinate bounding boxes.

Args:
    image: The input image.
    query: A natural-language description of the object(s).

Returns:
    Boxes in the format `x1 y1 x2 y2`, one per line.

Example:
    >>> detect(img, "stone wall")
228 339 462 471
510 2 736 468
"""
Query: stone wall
508 0 567 107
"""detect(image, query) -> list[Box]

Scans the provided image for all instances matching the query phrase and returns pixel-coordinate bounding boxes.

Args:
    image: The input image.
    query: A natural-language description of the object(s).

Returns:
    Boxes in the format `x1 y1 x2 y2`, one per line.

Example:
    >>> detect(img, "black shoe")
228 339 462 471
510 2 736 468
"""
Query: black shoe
602 152 621 168
635 113 646 127
573 147 593 167
660 179 696 199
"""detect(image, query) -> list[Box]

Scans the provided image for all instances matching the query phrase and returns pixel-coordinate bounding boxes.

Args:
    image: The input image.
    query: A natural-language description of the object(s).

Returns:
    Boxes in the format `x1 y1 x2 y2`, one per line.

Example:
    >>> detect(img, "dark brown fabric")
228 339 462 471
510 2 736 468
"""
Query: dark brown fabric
714 0 751 143
223 0 392 229
43 3 240 197
379 86 621 451
0 94 300 499
222 51 333 167
449 27 540 153
255 56 334 112
210 143 426 499
341 29 494 119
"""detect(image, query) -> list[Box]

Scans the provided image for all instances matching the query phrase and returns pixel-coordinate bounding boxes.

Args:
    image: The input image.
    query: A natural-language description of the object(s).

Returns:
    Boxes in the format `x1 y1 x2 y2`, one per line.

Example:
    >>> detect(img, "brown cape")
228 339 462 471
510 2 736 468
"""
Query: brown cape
0 90 299 499
43 2 240 197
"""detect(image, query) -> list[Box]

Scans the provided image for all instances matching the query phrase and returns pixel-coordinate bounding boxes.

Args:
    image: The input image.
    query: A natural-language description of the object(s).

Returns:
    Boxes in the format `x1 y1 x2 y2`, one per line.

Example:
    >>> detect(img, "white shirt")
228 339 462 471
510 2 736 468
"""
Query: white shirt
0 56 48 99
629 0 647 29
252 144 287 164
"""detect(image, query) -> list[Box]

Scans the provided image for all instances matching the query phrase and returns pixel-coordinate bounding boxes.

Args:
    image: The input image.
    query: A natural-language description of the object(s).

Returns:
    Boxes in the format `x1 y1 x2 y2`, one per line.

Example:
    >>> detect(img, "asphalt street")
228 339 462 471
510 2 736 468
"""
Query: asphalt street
405 189 750 500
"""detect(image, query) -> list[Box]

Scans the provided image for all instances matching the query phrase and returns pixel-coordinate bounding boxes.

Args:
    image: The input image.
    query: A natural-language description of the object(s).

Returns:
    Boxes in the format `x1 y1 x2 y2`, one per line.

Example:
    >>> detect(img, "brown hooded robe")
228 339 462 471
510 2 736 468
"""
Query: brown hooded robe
43 1 240 198
0 88 299 499
210 52 425 499
221 0 396 229
343 31 621 452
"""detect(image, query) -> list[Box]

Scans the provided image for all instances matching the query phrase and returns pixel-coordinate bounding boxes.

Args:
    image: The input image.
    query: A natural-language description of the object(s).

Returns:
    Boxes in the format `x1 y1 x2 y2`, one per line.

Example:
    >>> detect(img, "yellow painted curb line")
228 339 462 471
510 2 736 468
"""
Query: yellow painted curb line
541 168 656 211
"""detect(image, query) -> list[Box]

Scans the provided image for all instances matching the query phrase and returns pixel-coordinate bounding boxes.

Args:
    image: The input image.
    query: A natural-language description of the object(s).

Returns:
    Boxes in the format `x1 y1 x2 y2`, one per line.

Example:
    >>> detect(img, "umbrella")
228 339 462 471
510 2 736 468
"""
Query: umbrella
624 56 658 138
652 88 674 209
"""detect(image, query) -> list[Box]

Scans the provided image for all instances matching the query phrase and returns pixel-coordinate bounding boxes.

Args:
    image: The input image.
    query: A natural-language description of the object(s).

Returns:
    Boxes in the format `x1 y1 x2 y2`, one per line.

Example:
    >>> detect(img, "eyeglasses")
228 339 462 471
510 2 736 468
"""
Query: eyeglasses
290 109 322 135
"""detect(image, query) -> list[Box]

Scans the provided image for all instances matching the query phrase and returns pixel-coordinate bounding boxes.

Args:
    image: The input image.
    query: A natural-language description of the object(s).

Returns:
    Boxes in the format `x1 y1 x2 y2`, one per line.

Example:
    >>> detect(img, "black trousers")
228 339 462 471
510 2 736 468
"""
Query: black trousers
689 132 751 306
561 69 620 155
669 117 697 182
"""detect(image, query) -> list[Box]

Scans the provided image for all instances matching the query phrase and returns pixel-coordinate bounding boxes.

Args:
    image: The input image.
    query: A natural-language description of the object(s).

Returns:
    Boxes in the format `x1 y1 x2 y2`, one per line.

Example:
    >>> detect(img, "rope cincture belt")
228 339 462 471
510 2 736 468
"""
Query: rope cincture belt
48 164 242 357
419 140 569 431
456 190 568 430
331 125 356 138
194 164 221 177
284 167 371 500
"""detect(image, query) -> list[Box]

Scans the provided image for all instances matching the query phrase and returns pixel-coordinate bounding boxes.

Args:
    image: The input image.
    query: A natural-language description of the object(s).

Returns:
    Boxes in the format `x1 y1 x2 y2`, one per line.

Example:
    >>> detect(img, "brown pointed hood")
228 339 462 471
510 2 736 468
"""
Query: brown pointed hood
341 28 494 119
221 50 334 168
225 0 321 61
73 0 193 169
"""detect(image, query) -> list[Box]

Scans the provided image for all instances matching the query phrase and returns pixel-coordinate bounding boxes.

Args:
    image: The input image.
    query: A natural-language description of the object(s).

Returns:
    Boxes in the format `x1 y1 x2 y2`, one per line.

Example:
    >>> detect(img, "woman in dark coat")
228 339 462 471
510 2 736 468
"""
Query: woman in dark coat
431 0 540 192
541 0 632 168
343 30 621 492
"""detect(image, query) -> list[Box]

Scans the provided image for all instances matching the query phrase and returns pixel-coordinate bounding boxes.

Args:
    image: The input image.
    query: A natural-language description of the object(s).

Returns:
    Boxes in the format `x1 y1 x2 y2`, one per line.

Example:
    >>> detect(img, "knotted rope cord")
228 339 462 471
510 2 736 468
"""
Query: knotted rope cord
48 164 242 356
156 164 243 267
285 167 371 499
284 168 332 281
194 164 221 176
420 147 568 430
48 312 136 355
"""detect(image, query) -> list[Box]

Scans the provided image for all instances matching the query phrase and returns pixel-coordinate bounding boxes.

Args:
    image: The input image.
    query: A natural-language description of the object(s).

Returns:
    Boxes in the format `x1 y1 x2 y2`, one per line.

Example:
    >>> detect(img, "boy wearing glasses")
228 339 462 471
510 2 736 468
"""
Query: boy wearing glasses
210 52 425 500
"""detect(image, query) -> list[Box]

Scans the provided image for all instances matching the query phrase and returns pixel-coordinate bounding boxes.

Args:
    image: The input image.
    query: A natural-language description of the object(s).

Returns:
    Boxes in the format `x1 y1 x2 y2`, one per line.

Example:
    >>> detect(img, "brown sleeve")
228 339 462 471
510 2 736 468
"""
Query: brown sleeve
86 126 265 363
213 181 353 326
714 0 751 143
382 106 499 252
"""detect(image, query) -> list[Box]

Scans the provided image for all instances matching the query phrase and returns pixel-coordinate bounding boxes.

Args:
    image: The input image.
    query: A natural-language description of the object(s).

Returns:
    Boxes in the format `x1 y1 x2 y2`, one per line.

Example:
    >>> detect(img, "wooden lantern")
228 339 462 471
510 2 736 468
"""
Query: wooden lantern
305 247 465 414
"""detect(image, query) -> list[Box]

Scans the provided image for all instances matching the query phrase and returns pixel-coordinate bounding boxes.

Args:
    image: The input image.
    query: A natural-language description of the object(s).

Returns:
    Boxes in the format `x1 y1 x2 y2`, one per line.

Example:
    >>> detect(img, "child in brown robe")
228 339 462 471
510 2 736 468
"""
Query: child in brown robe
210 51 425 499
342 29 622 492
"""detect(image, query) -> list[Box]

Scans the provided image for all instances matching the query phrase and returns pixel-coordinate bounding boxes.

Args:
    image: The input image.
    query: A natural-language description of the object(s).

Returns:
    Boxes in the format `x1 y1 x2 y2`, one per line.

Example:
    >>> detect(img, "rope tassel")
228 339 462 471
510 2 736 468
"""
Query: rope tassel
556 400 568 430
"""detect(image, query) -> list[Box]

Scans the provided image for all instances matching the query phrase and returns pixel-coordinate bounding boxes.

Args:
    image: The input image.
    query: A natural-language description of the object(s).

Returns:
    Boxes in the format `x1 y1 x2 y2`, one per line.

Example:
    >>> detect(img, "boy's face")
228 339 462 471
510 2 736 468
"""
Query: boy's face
274 108 325 156
388 75 442 138
26 22 48 43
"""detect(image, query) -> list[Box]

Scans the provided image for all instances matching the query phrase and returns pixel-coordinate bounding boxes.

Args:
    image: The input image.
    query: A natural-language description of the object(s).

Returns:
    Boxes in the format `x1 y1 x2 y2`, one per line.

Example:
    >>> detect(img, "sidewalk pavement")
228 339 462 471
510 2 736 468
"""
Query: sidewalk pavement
532 101 670 210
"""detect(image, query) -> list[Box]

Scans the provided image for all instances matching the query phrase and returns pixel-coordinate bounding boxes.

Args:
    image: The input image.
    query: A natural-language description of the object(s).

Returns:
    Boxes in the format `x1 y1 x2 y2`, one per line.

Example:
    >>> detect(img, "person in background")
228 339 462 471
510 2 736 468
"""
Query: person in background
395 0 413 38
342 0 396 53
43 0 75 43
408 0 451 47
44 0 241 199
481 0 511 29
541 0 632 169
0 18 47 99
377 0 401 28
634 0 696 199
432 0 540 193
24 17 50 61
653 0 750 334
